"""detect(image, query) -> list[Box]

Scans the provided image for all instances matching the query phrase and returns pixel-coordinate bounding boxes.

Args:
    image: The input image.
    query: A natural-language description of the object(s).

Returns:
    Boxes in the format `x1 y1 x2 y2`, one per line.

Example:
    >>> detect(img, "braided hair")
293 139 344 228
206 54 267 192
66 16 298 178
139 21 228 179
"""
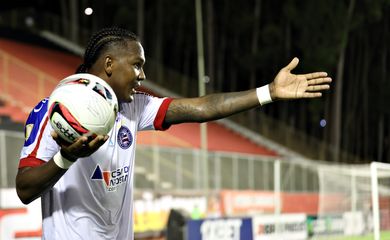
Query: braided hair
76 27 139 73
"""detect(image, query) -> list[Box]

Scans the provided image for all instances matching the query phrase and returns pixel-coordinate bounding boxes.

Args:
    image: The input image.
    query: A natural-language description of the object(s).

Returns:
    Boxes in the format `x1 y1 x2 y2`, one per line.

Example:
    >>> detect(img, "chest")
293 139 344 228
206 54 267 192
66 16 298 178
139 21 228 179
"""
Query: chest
91 112 138 169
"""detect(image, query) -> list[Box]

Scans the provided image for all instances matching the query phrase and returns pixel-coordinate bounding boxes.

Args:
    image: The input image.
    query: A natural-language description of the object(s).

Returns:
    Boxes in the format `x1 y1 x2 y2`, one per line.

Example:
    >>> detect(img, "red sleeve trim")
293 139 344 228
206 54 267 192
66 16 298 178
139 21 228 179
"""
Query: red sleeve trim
153 98 173 131
19 157 46 169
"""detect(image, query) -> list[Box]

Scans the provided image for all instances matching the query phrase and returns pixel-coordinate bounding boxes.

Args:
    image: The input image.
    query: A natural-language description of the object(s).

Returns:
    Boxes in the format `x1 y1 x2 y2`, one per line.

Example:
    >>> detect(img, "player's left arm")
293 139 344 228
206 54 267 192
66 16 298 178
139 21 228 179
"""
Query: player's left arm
164 57 332 125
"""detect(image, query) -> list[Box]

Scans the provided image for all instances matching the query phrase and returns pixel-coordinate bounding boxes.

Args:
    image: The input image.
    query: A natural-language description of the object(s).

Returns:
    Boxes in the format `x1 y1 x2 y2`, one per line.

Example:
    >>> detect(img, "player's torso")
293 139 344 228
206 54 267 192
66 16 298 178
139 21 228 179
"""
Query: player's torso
47 108 138 238
83 110 137 194
58 110 137 199
31 92 164 239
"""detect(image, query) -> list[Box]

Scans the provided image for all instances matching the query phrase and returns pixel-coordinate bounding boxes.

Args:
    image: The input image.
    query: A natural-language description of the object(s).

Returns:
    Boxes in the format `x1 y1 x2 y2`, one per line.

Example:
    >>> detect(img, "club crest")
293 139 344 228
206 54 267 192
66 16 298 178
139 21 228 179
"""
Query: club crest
117 126 133 149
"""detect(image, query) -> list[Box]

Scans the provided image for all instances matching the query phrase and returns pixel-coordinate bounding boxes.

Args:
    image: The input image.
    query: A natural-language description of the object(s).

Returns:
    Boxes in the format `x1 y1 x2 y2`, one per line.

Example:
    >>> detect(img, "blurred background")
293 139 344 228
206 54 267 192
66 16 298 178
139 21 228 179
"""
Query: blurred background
0 0 390 239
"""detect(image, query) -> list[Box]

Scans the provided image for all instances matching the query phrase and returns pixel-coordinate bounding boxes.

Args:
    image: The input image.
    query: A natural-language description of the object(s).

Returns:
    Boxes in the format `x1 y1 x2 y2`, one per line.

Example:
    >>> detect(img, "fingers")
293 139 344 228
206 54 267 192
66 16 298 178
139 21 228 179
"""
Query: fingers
87 135 108 149
55 136 88 161
51 131 72 147
302 82 330 98
306 77 332 93
70 135 107 154
307 77 332 85
71 136 88 149
283 57 299 72
306 85 330 92
51 131 108 160
303 92 323 98
304 72 328 79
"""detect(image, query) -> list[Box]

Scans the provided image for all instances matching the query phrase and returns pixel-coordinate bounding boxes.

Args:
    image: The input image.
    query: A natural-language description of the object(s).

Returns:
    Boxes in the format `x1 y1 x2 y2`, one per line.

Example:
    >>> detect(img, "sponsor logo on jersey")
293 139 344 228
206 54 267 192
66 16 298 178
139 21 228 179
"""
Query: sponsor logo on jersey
117 126 133 149
91 165 130 192
33 103 44 112
52 116 77 142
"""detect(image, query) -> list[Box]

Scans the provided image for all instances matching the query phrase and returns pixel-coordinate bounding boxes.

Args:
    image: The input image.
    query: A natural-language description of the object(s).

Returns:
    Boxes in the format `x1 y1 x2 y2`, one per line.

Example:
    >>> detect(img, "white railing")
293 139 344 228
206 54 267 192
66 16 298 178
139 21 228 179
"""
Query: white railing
0 129 321 193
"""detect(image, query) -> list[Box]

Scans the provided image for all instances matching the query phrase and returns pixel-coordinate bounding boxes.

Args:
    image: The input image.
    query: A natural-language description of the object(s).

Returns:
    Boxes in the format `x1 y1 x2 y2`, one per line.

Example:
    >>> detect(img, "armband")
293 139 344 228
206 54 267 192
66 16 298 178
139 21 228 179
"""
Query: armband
53 151 74 169
256 84 273 106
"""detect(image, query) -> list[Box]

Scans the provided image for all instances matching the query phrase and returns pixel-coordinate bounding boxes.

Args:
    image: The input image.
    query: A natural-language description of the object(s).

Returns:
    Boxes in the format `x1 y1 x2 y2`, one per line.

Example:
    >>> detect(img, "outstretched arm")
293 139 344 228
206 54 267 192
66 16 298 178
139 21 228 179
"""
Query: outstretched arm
164 57 331 125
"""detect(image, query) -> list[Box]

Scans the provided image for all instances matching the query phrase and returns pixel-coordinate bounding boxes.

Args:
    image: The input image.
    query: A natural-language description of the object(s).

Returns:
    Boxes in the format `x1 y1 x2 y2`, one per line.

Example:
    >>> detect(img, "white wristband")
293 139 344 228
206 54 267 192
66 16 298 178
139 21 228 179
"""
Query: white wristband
53 152 74 169
256 84 273 106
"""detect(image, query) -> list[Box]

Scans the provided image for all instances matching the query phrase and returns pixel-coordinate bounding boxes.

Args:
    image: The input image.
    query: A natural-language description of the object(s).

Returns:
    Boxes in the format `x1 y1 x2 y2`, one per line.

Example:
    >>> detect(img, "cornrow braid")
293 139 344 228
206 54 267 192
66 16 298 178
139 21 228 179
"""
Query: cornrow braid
76 27 138 73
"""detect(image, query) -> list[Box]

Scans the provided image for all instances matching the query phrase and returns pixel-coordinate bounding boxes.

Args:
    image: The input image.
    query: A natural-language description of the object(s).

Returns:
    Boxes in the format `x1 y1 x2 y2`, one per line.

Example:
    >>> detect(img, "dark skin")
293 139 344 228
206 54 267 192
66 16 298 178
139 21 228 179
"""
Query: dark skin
16 40 331 204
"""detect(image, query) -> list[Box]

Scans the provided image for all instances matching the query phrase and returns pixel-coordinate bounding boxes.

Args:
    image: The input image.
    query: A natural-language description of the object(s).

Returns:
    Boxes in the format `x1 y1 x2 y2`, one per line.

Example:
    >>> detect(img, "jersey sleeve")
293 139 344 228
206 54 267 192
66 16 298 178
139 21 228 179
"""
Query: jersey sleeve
132 92 173 131
19 99 60 168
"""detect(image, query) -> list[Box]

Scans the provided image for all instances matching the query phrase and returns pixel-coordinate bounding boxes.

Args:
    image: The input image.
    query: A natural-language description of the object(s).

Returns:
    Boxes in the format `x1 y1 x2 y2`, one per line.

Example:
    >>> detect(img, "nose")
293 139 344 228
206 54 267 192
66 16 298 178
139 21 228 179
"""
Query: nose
138 68 146 81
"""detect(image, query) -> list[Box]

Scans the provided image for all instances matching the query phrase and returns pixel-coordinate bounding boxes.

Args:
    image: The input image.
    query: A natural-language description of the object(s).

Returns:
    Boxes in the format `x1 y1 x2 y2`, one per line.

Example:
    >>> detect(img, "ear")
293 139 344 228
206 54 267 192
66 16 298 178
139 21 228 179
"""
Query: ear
104 55 113 76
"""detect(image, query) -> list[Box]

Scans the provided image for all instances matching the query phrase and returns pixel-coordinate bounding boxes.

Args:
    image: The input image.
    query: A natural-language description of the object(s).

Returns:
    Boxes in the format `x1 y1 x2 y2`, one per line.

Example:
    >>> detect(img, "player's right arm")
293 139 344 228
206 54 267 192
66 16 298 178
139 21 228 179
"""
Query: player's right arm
16 134 106 204
15 100 106 204
16 161 67 204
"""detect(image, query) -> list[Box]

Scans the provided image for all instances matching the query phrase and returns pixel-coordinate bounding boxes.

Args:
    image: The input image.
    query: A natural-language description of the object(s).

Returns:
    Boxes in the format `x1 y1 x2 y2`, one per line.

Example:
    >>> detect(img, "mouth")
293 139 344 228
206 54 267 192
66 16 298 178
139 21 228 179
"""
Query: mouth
129 81 141 97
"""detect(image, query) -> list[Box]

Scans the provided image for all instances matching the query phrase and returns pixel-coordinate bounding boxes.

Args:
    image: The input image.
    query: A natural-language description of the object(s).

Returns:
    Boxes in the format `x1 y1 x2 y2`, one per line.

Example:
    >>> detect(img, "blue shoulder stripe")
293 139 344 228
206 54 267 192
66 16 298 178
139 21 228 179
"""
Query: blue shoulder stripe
24 98 49 146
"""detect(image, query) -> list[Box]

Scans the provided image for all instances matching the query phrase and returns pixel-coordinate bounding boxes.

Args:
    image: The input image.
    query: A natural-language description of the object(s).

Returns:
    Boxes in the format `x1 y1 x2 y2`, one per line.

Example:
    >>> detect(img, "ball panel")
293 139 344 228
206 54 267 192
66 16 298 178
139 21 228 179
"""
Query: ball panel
52 102 89 135
48 73 118 143
50 112 82 143
57 73 118 105
64 78 91 86
82 107 116 135
75 92 114 128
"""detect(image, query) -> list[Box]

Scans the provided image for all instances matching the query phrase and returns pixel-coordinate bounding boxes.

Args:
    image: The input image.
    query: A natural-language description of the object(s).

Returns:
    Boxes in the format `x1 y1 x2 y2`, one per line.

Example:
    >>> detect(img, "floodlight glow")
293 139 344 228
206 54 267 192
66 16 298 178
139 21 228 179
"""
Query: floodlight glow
84 7 93 15
320 119 327 127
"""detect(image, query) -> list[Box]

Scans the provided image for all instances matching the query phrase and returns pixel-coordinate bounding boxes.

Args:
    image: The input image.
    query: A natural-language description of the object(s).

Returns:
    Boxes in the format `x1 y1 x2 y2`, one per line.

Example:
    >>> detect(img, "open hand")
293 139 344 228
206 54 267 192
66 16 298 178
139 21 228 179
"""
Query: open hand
51 131 108 161
269 57 332 100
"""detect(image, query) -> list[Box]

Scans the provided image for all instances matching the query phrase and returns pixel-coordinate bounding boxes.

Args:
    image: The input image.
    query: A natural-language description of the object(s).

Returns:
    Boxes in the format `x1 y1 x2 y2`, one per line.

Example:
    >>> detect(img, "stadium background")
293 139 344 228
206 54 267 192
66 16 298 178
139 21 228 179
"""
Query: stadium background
0 0 390 239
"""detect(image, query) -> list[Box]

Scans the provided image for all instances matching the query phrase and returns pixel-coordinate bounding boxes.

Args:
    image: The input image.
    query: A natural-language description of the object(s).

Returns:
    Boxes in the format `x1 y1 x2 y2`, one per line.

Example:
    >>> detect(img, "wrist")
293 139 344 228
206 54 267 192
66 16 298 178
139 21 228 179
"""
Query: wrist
256 84 273 106
53 151 75 169
60 149 78 162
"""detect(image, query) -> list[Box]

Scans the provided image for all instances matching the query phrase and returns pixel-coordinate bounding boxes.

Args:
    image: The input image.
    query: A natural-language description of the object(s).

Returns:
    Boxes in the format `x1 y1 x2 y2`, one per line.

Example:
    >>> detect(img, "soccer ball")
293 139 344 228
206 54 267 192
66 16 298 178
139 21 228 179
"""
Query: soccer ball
48 73 118 143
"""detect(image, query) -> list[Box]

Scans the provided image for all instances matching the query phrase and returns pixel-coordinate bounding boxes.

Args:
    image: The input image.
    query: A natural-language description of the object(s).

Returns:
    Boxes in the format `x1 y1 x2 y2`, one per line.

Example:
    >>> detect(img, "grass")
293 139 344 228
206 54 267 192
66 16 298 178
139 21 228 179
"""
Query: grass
311 231 390 240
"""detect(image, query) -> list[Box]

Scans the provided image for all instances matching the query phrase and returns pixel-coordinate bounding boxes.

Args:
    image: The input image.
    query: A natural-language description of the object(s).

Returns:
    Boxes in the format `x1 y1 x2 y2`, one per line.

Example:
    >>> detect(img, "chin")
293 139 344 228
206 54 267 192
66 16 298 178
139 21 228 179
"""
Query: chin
118 95 133 103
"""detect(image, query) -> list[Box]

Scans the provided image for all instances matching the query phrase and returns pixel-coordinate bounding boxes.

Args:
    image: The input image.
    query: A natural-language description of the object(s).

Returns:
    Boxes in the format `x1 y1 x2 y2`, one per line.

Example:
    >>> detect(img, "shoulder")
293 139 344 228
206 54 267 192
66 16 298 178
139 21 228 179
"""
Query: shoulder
27 98 50 121
120 91 170 110
130 91 157 107
24 98 50 146
118 92 153 113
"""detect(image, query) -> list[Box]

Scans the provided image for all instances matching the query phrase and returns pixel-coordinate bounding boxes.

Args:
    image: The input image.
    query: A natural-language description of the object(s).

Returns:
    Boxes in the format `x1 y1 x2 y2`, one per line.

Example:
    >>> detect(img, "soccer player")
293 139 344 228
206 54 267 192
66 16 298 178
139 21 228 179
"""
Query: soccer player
15 27 331 239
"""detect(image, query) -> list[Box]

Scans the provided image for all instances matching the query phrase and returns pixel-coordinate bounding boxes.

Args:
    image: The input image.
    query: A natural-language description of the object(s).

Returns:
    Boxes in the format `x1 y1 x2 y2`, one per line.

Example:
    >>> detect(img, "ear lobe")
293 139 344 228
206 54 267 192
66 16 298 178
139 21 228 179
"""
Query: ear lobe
104 56 113 76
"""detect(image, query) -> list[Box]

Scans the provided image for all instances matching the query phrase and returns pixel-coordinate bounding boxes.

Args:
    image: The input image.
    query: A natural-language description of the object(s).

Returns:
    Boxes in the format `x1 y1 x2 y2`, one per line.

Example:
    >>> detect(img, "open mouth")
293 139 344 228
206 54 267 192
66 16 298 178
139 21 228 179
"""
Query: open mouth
132 82 141 94
128 81 141 100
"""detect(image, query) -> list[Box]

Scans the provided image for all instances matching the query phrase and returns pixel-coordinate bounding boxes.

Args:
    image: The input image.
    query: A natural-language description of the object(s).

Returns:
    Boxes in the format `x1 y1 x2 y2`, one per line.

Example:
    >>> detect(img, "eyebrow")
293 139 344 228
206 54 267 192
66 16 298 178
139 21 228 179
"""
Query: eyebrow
135 57 145 65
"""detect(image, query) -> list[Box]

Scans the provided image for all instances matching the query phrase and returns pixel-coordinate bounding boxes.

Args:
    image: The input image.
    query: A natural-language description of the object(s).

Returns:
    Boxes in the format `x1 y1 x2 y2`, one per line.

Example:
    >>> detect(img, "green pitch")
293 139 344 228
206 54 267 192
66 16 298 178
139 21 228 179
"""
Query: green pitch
312 231 390 240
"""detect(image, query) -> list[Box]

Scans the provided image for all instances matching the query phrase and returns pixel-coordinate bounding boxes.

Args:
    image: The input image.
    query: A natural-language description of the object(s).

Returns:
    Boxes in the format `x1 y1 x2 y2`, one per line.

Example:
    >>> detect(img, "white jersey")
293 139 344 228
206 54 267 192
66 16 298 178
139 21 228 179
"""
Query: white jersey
19 93 172 240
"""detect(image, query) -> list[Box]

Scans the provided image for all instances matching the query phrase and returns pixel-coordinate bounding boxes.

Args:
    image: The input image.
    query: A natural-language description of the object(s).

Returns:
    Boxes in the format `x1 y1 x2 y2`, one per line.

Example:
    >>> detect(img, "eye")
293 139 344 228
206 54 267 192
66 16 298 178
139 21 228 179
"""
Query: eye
134 63 142 70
